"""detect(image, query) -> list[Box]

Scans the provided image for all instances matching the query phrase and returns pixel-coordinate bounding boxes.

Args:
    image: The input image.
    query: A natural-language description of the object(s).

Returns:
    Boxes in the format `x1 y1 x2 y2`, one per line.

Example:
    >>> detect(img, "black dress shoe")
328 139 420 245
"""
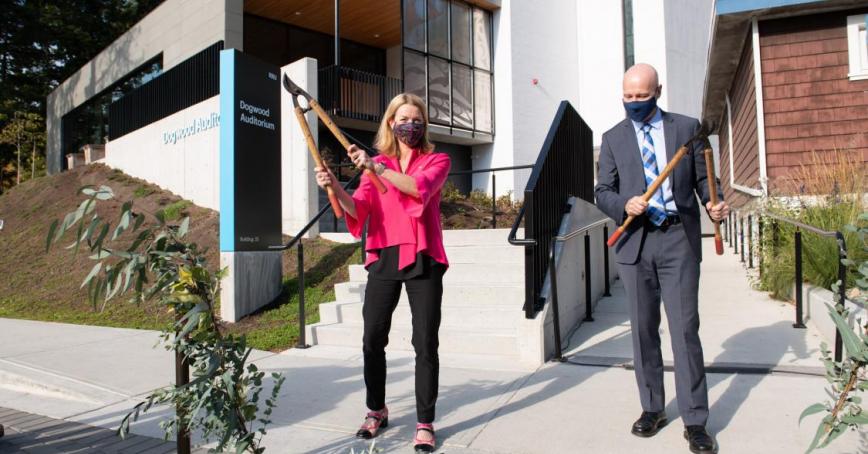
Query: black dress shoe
684 425 718 453
631 411 668 437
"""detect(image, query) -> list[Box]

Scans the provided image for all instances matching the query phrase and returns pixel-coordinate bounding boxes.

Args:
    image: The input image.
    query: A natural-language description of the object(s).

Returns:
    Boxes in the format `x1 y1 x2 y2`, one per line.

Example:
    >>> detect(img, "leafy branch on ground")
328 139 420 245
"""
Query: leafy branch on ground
46 185 284 453
800 212 868 452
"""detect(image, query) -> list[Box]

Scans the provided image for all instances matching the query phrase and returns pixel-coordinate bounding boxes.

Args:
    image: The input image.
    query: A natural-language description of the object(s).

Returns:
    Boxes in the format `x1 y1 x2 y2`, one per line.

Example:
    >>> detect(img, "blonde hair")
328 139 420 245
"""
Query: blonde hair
374 93 435 157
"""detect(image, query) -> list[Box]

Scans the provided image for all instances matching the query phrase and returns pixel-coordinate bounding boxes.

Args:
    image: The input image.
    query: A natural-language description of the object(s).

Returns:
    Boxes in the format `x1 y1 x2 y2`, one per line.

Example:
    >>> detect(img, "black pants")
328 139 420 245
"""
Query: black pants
362 264 445 423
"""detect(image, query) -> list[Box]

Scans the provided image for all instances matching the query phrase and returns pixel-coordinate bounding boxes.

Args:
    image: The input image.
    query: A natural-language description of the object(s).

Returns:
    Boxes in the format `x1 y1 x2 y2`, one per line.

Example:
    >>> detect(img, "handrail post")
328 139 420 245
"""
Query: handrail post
834 232 848 362
584 232 594 322
758 216 764 279
602 224 611 297
794 229 806 329
740 216 745 263
175 314 191 454
733 213 739 254
296 242 311 348
549 238 565 362
748 214 753 268
491 173 497 229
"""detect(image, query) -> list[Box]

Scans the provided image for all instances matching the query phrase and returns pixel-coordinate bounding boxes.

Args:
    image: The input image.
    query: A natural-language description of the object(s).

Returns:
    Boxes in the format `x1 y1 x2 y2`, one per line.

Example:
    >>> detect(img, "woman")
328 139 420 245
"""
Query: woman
314 93 451 453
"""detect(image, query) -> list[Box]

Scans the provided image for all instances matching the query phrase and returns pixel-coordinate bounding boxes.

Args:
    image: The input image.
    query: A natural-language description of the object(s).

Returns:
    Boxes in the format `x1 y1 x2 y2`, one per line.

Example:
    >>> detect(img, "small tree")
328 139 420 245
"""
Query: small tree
46 185 284 453
0 111 44 185
801 212 868 452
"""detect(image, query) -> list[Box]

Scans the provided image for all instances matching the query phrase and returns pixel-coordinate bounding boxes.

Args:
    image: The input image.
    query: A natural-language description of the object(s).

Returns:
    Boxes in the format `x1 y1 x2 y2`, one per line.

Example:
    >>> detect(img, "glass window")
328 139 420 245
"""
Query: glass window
453 65 473 128
404 50 427 102
428 56 451 124
404 0 426 52
473 70 491 133
451 1 472 65
623 0 634 69
472 8 491 71
428 0 450 58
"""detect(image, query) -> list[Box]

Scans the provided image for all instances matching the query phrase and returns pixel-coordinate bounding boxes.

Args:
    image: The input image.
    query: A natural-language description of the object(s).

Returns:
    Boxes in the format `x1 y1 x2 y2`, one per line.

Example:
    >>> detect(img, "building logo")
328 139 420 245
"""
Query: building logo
162 112 220 145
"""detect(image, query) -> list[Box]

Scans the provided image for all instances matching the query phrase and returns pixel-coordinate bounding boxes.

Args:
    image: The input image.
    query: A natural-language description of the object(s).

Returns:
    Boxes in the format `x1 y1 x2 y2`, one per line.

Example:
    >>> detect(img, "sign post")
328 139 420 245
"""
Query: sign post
219 49 284 322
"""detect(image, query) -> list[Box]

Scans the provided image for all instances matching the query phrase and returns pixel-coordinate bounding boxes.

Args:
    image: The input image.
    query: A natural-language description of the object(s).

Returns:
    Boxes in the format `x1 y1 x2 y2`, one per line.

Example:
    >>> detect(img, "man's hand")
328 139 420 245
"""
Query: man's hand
625 196 648 217
706 201 730 221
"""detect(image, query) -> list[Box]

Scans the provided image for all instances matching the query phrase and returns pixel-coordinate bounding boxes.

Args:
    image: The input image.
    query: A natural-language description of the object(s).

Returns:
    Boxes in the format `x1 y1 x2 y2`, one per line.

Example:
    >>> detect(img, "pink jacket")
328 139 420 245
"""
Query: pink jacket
345 149 451 270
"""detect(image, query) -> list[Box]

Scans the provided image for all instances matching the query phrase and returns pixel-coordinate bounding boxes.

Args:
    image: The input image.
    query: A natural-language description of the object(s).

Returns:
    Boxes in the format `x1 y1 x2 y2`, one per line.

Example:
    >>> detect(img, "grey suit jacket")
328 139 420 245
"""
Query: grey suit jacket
594 111 723 265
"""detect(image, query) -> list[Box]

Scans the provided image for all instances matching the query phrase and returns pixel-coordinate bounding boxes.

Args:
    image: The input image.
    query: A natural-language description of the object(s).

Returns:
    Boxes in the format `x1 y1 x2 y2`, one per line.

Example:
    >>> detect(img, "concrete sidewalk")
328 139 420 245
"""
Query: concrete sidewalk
0 239 865 453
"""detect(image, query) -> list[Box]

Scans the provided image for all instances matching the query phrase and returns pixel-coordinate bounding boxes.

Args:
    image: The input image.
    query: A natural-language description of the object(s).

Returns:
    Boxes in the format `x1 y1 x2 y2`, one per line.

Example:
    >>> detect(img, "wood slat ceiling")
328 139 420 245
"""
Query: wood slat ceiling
245 0 402 48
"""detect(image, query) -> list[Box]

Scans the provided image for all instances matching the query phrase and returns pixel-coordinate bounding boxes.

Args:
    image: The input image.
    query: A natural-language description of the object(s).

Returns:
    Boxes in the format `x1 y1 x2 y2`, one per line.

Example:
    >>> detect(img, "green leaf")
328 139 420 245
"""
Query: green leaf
799 403 827 424
112 203 132 240
840 413 868 425
46 219 59 252
178 217 190 238
805 417 830 453
94 185 114 200
827 304 867 361
80 262 103 289
92 223 110 251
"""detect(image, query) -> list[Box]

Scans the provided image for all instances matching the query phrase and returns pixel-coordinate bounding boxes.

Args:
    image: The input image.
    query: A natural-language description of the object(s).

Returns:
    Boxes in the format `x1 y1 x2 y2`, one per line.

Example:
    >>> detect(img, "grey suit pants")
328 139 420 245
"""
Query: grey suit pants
617 222 709 426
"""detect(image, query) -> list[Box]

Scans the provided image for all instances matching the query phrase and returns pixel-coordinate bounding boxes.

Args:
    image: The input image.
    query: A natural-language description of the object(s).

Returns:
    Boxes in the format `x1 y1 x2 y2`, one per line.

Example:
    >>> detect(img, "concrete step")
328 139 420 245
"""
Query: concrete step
443 245 524 264
306 322 519 356
318 301 522 329
349 263 524 284
441 228 521 247
334 281 526 306
282 344 531 371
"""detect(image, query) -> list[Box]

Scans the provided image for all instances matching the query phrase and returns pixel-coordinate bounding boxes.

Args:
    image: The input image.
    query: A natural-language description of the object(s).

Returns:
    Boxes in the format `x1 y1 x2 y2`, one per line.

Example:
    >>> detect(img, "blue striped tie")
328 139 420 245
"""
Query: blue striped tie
640 123 667 226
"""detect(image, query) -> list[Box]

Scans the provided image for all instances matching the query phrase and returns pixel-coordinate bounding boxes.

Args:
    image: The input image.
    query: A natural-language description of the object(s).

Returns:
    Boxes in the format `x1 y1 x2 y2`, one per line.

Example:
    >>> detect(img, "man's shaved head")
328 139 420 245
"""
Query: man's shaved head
623 63 661 102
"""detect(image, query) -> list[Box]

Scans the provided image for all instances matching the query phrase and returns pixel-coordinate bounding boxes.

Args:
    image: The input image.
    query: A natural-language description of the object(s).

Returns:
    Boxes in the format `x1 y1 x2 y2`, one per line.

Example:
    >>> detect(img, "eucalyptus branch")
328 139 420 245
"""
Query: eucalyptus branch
46 186 283 453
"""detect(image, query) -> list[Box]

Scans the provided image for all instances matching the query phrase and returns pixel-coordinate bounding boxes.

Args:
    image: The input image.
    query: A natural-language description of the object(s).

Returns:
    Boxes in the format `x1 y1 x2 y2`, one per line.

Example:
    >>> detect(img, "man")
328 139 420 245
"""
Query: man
594 63 729 454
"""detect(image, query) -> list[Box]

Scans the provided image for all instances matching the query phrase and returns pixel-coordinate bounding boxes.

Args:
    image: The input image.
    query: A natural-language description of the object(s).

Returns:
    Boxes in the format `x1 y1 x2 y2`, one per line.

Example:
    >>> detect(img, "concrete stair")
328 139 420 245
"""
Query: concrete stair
306 229 533 369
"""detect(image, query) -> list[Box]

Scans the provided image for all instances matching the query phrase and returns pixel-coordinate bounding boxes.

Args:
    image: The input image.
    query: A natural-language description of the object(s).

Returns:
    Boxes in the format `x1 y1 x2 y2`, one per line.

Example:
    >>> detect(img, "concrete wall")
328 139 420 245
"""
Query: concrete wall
575 1 627 148
46 0 244 175
663 0 715 119
472 0 580 199
104 96 221 210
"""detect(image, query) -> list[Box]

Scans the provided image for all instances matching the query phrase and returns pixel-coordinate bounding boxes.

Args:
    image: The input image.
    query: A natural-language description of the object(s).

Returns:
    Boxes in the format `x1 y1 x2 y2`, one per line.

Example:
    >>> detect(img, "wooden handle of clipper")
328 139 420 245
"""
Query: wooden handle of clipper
704 148 724 255
308 100 388 194
607 143 691 247
295 106 343 219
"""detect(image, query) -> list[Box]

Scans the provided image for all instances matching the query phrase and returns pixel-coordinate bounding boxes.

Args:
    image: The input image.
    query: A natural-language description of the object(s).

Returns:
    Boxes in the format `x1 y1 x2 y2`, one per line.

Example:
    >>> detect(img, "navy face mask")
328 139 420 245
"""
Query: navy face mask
393 122 425 147
623 96 658 122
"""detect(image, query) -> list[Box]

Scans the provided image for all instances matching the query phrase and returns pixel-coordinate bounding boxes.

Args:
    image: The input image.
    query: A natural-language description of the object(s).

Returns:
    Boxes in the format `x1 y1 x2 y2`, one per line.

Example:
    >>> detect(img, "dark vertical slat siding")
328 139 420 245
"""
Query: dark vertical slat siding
108 41 224 140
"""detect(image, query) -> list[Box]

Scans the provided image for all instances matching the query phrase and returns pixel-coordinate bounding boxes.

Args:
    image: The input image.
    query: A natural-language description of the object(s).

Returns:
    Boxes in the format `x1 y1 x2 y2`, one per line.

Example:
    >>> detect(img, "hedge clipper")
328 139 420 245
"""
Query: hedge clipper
282 74 387 219
606 120 715 248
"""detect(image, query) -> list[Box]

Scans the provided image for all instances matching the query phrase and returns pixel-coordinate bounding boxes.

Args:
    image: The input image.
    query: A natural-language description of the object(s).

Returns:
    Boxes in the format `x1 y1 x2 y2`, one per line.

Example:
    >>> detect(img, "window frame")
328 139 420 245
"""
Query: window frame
401 0 494 136
846 14 868 81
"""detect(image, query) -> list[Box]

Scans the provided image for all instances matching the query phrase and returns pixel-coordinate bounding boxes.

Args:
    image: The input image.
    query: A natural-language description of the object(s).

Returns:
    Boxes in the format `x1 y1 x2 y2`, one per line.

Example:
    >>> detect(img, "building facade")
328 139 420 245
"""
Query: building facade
703 0 868 208
47 0 714 205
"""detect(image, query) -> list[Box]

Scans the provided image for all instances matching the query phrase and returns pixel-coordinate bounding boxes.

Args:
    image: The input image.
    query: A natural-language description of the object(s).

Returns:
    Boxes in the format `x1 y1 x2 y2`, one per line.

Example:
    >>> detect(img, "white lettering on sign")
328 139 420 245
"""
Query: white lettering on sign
238 100 276 130
162 112 220 145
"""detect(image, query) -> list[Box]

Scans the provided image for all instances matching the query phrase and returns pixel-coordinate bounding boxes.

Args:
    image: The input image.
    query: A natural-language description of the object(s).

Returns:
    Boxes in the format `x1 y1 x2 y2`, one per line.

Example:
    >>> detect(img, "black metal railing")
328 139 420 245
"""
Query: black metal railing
548 215 612 361
448 165 534 229
727 210 849 362
108 41 223 140
318 65 403 123
508 101 595 318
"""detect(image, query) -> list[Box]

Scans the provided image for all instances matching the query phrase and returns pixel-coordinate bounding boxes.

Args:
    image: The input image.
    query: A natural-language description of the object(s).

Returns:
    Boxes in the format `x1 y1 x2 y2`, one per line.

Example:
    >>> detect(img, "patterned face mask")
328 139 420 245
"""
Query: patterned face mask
393 122 425 147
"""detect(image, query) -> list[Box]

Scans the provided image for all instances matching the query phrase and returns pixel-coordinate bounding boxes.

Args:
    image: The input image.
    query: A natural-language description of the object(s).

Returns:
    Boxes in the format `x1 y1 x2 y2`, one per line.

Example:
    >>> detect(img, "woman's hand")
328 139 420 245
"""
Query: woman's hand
348 145 374 171
314 166 337 190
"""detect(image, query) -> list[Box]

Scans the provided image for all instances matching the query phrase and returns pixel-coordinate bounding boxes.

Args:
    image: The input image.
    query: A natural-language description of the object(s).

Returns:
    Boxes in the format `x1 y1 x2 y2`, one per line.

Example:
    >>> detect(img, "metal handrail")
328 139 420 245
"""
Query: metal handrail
508 205 535 246
548 215 612 361
731 209 849 362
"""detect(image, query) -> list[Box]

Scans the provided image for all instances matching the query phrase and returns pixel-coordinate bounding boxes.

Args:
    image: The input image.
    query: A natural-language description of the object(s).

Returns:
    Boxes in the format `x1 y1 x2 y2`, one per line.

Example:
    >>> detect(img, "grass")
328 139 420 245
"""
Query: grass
759 150 866 300
160 200 191 221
